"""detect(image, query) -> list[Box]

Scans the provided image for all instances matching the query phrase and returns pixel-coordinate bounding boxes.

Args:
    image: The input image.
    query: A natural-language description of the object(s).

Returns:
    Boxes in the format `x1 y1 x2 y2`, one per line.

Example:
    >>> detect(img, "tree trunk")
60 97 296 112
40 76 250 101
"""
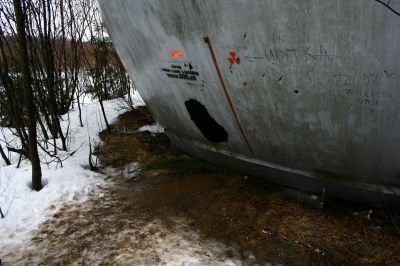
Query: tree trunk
99 97 111 133
13 0 42 191
0 144 11 166
56 117 67 151
76 89 83 127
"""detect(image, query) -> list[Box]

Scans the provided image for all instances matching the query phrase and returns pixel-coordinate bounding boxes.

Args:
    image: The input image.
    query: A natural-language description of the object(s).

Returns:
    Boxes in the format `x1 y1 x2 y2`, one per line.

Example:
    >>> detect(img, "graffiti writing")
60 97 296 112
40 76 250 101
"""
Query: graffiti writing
244 45 332 64
328 70 400 112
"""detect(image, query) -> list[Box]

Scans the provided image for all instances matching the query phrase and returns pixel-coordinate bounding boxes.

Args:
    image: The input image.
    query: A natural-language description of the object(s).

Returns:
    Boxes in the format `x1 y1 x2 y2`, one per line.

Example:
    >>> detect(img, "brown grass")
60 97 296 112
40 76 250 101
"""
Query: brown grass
96 106 400 265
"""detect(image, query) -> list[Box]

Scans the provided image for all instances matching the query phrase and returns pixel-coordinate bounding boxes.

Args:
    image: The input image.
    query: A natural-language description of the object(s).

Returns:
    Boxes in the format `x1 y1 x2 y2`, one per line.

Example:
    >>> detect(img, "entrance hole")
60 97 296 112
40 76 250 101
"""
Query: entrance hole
185 99 228 143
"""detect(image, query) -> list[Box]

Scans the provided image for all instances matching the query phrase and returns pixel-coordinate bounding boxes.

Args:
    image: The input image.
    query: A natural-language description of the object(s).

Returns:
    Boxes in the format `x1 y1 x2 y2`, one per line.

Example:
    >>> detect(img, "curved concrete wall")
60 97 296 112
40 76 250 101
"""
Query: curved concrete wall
99 0 400 206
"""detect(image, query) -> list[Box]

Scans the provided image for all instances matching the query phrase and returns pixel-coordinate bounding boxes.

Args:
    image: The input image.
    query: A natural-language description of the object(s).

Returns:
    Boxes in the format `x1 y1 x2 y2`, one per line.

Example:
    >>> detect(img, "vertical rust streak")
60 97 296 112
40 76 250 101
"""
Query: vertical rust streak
203 36 253 154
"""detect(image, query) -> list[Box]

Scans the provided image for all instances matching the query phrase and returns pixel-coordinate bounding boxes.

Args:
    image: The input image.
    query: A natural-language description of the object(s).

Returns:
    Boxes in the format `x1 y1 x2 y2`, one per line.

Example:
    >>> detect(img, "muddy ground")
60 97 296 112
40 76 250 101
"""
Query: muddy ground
15 107 400 265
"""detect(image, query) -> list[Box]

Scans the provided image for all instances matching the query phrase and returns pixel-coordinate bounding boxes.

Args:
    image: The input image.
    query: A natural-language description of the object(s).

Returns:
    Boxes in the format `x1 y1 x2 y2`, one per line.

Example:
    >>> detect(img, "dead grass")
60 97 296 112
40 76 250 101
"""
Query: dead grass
28 106 400 266
137 172 400 265
97 107 167 167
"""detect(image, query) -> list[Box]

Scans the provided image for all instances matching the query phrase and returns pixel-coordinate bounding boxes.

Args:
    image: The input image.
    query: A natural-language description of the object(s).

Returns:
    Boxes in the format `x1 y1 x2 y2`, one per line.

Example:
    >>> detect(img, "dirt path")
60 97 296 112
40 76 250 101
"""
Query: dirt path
17 179 251 265
14 108 400 265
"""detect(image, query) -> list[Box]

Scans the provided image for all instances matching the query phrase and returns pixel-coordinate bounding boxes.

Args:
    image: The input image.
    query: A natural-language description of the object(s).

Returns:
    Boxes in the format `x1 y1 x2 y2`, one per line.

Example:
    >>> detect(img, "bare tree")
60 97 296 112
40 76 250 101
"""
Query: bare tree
0 0 132 175
13 0 42 190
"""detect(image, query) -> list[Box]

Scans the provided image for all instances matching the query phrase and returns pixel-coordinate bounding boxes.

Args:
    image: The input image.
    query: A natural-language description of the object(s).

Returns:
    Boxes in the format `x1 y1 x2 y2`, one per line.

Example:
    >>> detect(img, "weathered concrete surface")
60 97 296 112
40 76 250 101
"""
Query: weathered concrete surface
98 0 400 207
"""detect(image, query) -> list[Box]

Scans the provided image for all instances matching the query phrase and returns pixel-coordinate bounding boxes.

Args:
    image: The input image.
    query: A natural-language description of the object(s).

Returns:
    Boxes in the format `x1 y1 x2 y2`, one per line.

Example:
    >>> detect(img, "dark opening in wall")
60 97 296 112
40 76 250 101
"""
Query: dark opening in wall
185 99 228 143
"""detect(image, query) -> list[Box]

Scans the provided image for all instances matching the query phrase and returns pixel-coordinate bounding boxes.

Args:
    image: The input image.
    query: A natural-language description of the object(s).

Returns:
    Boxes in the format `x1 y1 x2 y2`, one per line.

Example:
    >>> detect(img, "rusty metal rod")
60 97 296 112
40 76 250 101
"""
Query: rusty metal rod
203 36 253 154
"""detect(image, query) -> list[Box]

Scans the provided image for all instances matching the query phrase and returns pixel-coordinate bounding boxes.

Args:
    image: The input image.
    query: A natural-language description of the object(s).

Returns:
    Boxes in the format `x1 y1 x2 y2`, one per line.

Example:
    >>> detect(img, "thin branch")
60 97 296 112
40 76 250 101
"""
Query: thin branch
373 0 400 17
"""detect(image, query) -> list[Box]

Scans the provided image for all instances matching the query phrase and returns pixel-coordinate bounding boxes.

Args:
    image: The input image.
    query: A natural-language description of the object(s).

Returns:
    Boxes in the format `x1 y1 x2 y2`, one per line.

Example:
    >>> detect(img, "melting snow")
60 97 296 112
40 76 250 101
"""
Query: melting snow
0 92 145 260
138 123 165 134
0 91 275 265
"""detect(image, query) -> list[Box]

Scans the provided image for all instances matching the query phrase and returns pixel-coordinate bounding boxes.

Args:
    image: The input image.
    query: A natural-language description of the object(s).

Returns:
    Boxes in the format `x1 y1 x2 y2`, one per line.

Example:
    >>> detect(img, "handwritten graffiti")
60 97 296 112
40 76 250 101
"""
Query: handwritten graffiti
244 45 332 64
326 70 400 112
328 70 400 91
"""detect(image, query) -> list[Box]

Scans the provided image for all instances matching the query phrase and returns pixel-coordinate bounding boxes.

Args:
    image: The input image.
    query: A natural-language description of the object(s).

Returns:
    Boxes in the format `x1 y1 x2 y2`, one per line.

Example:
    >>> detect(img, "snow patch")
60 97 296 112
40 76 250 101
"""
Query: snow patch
130 89 146 108
0 92 145 258
138 123 165 134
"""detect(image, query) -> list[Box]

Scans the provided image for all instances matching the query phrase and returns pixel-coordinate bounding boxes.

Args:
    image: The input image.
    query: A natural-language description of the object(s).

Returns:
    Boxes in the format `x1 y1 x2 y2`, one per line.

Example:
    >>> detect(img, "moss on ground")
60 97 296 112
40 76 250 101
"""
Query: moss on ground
146 156 221 175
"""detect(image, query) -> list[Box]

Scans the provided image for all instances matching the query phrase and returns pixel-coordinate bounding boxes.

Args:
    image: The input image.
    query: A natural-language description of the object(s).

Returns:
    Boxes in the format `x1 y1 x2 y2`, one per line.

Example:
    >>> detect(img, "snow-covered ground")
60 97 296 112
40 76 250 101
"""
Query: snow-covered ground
0 90 263 265
0 91 145 258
